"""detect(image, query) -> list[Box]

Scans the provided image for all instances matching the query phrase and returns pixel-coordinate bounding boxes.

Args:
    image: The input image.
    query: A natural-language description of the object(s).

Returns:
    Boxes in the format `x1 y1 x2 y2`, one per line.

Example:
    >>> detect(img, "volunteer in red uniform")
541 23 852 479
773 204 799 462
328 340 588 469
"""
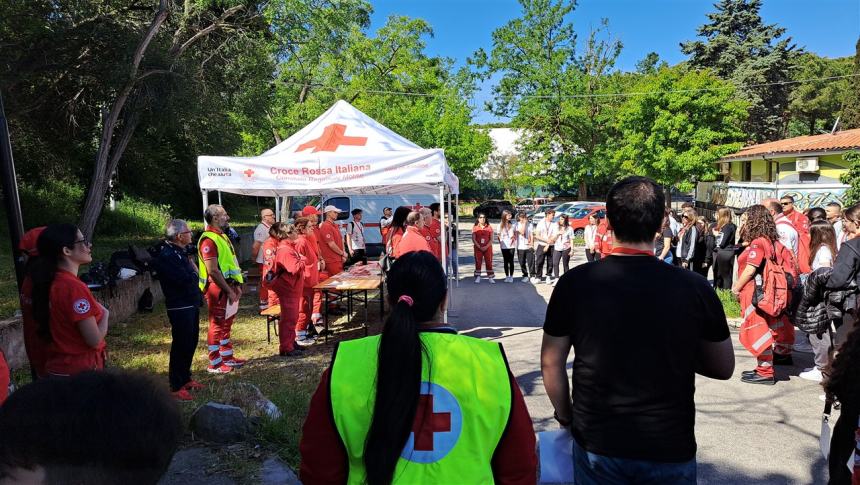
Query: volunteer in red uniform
731 205 793 385
386 206 411 256
594 219 614 258
300 206 325 318
319 205 348 276
198 204 245 374
427 203 444 261
261 223 283 308
393 211 431 258
380 207 394 245
295 217 321 345
472 213 495 283
419 207 440 260
270 222 307 357
18 226 48 379
31 224 109 376
252 208 276 310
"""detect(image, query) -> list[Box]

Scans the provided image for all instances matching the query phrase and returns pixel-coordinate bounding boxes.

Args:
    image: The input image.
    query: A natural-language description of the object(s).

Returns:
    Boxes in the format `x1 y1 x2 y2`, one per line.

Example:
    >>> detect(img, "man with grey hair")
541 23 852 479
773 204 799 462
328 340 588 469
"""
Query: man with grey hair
253 208 276 310
151 219 203 401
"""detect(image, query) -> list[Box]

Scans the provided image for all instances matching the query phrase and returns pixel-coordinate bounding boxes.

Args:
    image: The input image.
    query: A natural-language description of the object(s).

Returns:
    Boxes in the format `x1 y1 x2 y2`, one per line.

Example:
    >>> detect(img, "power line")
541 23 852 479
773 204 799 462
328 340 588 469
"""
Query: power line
282 73 859 101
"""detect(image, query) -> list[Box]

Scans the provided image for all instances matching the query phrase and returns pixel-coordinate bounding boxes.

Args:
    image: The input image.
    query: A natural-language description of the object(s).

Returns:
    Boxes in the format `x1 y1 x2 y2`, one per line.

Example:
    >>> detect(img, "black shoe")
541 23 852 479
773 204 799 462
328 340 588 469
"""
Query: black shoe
306 324 319 337
741 373 775 385
279 350 303 357
293 343 308 351
741 369 759 378
773 353 793 366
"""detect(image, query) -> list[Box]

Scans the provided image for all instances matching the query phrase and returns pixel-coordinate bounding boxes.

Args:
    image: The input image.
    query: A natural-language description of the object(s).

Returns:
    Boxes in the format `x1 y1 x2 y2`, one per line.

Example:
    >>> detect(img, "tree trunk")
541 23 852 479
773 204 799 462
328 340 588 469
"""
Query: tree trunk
578 179 587 200
665 186 672 209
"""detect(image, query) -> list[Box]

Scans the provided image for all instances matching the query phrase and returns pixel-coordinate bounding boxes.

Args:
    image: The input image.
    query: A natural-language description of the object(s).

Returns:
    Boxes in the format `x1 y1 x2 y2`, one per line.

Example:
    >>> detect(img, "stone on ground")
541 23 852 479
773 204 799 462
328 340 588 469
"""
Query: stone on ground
190 402 250 444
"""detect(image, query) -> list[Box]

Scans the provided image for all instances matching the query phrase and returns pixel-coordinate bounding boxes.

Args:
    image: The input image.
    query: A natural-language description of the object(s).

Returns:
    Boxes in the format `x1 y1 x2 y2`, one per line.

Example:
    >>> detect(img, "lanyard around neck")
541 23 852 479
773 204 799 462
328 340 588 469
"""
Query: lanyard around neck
610 247 654 256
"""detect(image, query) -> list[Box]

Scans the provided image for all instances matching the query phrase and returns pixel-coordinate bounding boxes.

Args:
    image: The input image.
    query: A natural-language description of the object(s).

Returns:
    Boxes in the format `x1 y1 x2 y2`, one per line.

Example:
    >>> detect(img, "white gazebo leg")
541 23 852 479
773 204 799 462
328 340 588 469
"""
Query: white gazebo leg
201 189 209 226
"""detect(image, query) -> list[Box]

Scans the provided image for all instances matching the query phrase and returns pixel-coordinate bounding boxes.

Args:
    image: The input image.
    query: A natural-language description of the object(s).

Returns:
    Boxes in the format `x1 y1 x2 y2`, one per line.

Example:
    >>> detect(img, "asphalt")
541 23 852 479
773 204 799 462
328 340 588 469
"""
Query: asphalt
448 231 831 485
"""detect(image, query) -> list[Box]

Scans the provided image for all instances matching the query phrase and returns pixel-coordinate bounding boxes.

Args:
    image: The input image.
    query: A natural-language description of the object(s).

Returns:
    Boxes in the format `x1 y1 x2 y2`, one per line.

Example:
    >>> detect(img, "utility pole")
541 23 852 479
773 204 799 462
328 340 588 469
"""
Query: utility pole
0 91 25 289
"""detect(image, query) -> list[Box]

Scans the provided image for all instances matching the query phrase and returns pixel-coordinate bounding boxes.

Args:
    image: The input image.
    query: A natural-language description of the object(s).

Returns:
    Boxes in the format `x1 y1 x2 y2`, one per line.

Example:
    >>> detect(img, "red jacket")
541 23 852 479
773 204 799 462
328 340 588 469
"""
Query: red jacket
394 226 431 259
296 235 320 288
270 239 305 296
595 221 614 254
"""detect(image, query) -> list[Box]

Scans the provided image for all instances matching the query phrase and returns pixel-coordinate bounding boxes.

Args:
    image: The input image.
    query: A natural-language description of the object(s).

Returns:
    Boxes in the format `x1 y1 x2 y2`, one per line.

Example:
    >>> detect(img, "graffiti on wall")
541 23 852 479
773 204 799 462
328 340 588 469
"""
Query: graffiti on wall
697 182 845 210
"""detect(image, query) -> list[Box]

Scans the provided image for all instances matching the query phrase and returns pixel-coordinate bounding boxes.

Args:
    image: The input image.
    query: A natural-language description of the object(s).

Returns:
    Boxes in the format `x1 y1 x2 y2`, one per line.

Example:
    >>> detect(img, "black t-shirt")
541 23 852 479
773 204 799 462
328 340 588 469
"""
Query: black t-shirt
544 255 730 462
653 227 674 256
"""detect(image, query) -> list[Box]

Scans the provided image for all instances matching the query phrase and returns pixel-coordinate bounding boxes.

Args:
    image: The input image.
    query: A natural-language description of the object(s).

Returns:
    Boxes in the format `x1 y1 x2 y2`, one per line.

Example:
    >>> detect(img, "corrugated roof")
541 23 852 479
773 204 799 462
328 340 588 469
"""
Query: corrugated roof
722 128 860 160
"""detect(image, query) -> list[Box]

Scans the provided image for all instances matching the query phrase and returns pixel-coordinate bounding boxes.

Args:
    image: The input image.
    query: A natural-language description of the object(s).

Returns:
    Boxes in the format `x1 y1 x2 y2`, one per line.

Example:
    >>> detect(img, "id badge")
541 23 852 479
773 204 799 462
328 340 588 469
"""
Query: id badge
480 238 486 244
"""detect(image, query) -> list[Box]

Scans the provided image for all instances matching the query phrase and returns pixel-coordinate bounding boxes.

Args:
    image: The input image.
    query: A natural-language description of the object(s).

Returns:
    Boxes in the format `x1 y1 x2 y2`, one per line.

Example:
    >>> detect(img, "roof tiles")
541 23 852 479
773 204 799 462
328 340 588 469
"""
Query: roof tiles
723 128 860 160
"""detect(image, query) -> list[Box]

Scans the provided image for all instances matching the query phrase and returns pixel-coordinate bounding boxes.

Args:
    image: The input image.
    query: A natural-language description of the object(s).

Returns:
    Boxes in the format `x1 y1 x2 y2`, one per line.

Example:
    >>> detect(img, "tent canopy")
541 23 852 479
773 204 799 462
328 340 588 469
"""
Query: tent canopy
198 100 459 196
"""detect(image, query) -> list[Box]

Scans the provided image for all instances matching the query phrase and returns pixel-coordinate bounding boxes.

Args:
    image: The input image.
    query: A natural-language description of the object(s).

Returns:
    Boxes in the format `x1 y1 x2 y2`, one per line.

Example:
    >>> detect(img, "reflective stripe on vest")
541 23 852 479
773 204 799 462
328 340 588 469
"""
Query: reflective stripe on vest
330 332 512 484
197 231 244 291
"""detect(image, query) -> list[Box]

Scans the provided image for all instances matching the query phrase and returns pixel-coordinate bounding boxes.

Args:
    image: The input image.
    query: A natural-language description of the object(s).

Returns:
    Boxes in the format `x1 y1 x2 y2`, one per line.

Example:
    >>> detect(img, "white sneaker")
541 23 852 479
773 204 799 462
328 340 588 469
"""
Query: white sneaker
296 336 316 346
793 341 814 354
489 278 496 284
507 276 514 283
545 276 552 284
474 276 481 284
799 368 823 382
521 277 529 283
551 278 559 287
530 277 540 284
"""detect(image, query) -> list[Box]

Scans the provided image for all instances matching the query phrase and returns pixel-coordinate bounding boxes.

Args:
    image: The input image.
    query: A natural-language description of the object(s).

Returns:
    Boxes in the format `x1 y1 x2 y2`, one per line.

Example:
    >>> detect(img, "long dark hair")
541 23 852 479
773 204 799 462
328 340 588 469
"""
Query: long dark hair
808 220 836 267
30 224 79 342
364 251 447 485
388 206 411 240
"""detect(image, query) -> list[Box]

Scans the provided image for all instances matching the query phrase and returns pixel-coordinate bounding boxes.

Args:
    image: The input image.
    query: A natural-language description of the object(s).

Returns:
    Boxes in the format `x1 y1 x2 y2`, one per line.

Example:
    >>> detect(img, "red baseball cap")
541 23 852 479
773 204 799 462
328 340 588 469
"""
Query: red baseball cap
301 206 322 216
19 226 46 257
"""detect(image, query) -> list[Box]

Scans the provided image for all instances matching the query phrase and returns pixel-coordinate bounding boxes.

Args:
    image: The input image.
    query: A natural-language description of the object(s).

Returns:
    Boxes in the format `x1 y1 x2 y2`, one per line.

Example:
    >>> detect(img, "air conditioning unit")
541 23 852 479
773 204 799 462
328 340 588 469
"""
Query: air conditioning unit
720 162 731 175
796 157 819 172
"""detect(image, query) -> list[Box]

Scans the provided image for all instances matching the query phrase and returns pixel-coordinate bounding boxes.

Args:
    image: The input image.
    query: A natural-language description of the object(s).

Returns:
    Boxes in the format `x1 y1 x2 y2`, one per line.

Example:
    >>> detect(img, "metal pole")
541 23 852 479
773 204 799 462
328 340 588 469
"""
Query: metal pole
455 194 460 287
201 189 209 226
439 185 448 324
0 91 25 289
218 190 222 205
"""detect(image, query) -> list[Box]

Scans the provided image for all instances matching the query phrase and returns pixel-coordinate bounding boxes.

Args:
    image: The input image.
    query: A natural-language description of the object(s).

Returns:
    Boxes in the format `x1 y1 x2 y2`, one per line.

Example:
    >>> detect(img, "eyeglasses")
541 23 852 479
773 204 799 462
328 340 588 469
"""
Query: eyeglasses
72 239 91 247
180 231 193 235
781 202 792 206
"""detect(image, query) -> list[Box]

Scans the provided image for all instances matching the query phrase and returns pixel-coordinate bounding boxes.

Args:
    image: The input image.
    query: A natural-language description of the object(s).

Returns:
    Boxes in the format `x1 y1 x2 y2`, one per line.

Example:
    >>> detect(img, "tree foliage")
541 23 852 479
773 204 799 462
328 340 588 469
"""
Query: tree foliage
841 37 860 130
681 0 798 143
474 0 625 198
614 66 748 194
787 53 853 137
839 151 860 206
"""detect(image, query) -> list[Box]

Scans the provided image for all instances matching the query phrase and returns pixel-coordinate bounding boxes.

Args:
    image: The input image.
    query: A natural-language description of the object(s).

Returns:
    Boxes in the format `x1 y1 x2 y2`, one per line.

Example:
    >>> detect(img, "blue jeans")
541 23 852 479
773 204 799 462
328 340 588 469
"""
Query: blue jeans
573 438 696 484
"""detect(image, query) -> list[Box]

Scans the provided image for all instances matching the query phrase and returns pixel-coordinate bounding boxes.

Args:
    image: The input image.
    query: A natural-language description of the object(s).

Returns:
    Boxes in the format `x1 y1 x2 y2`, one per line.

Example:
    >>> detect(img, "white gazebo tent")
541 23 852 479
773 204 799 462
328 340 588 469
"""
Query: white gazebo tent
197 100 460 318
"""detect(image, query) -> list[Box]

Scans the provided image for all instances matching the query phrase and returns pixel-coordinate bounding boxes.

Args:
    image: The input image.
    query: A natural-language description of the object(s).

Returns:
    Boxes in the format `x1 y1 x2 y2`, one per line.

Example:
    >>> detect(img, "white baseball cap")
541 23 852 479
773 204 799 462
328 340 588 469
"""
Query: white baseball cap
323 205 343 213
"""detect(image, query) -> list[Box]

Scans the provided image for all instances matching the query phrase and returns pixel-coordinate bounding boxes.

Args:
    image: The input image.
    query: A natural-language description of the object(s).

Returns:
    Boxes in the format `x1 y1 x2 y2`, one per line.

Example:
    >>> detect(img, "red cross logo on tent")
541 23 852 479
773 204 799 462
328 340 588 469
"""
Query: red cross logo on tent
243 169 254 178
295 123 367 153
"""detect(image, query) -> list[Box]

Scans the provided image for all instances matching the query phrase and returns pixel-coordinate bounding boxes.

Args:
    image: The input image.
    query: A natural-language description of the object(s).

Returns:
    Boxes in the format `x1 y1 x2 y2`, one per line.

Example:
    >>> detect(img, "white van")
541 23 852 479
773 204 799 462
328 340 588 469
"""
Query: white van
320 195 442 256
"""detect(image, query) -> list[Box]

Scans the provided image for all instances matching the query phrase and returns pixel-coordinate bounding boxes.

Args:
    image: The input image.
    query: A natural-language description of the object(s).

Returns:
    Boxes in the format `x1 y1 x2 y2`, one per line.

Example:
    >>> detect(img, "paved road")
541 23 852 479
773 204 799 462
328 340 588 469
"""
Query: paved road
448 232 830 484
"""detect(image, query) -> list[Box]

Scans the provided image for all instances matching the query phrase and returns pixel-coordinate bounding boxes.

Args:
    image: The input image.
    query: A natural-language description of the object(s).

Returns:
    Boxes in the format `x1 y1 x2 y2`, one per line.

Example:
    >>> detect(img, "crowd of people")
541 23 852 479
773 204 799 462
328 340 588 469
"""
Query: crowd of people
3 179 860 483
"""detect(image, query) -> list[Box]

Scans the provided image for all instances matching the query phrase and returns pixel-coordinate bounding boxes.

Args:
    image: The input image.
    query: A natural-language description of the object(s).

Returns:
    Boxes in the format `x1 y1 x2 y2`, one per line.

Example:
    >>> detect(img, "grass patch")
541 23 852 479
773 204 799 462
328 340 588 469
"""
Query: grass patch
716 288 741 318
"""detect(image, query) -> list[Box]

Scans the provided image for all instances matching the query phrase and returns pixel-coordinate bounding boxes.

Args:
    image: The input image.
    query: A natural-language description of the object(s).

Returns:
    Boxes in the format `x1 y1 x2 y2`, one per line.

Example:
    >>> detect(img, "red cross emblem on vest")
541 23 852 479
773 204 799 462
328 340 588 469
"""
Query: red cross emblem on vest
411 394 452 451
243 169 254 178
295 123 367 153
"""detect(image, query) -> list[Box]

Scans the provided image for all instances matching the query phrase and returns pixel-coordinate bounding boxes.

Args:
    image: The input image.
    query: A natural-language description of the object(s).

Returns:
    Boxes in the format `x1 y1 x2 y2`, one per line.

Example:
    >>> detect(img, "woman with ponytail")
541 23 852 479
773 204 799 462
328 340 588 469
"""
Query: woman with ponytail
299 251 536 485
31 224 110 376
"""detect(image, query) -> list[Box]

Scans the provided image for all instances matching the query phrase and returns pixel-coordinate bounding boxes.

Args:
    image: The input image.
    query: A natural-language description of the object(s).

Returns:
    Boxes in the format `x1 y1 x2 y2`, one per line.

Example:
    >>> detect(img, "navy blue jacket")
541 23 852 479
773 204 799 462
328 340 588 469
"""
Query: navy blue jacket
152 242 201 310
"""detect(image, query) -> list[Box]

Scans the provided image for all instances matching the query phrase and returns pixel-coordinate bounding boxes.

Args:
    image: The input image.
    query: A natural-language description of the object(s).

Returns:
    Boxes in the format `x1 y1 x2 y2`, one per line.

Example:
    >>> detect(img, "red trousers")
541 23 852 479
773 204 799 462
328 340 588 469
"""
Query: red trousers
324 259 343 276
298 287 322 331
205 285 237 367
273 287 301 353
258 264 269 304
474 247 494 278
741 289 794 378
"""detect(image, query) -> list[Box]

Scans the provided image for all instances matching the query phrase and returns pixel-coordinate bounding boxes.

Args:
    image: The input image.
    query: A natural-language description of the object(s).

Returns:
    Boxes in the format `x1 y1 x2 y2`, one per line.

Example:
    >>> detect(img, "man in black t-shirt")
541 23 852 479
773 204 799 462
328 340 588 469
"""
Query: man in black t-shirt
541 176 734 484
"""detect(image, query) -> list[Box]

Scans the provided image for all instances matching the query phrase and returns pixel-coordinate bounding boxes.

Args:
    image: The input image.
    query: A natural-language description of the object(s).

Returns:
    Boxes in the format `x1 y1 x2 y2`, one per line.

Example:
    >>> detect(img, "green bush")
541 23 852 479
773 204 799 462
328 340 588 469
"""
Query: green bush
716 289 741 318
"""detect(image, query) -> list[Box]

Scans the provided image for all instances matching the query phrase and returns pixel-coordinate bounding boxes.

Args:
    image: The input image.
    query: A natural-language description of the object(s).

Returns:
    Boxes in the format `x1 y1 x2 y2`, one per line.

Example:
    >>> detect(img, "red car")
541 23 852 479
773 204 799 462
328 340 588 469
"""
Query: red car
553 205 606 238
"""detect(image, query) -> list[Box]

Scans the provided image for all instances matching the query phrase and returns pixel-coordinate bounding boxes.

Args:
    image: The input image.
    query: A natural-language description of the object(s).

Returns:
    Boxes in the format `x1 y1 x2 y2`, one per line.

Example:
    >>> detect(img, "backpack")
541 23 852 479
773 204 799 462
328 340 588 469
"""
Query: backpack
138 288 154 313
752 241 791 317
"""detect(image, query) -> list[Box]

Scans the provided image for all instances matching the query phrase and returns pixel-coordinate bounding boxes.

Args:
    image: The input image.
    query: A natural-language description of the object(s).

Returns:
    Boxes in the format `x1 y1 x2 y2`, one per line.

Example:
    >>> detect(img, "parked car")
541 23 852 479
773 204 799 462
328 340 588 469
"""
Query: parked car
515 197 552 212
472 200 514 219
553 205 606 237
531 201 594 226
525 202 562 219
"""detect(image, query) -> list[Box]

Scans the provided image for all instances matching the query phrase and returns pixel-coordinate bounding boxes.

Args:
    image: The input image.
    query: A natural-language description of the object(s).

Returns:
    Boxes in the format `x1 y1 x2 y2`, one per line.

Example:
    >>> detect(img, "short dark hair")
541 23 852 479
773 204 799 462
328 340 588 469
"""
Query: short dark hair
767 200 783 214
826 201 842 209
0 371 181 484
780 195 795 203
606 176 665 243
351 208 363 216
429 202 440 214
806 207 827 222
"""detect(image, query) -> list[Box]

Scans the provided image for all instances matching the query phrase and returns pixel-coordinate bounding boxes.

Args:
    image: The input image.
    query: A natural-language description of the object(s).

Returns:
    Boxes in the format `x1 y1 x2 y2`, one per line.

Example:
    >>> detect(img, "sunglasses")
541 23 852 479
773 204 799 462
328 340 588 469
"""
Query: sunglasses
781 202 792 206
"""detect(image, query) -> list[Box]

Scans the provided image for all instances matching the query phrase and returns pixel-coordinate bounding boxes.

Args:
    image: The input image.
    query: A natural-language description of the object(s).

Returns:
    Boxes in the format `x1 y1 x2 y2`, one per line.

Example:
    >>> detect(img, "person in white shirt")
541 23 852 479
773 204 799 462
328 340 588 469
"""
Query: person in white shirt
252 208 275 309
497 210 517 283
826 202 846 249
800 220 839 383
551 215 574 284
766 200 798 256
514 212 534 282
675 209 698 269
534 209 558 283
346 208 367 265
583 214 599 262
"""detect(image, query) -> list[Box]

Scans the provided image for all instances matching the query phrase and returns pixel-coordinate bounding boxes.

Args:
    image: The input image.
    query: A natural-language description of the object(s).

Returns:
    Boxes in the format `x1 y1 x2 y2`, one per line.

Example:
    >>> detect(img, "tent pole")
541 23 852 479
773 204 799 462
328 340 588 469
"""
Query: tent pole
274 197 281 222
455 194 459 288
201 189 209 226
218 190 222 205
439 185 448 324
